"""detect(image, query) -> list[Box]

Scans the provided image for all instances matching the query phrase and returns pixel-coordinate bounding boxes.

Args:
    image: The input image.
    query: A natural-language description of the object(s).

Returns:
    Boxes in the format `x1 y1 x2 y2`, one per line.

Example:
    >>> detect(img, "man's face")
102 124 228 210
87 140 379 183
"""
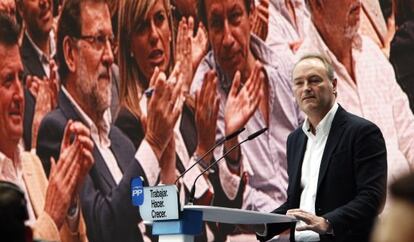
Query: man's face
20 0 53 37
0 44 24 147
204 0 251 79
74 1 113 114
0 0 17 22
130 0 171 81
292 58 336 117
311 0 361 40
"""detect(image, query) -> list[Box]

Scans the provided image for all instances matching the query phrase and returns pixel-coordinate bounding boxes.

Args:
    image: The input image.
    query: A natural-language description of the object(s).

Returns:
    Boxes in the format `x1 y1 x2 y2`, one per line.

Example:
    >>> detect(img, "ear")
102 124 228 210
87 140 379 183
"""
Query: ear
63 36 76 73
332 78 337 95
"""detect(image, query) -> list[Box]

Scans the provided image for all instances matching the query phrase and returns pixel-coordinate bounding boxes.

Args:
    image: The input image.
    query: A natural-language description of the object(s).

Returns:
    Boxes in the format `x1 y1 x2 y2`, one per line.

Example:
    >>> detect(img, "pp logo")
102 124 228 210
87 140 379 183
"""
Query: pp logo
131 177 144 206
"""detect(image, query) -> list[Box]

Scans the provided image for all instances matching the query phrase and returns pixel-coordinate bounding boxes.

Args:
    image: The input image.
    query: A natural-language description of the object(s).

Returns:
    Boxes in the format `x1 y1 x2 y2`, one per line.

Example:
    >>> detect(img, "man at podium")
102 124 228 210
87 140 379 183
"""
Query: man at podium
258 55 387 242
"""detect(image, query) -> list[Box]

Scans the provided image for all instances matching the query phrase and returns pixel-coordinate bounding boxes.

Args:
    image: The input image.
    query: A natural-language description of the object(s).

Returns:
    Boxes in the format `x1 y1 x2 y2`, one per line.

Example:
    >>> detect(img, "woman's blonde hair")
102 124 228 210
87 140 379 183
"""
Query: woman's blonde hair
117 0 175 118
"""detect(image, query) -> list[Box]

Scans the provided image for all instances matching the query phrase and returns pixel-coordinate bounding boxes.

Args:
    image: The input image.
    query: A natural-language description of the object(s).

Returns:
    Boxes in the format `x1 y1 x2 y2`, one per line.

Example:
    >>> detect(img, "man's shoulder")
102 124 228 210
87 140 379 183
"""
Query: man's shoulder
359 35 389 61
38 107 68 138
287 126 305 142
42 108 67 126
109 124 137 153
343 109 378 129
191 51 216 94
335 107 382 137
20 34 34 56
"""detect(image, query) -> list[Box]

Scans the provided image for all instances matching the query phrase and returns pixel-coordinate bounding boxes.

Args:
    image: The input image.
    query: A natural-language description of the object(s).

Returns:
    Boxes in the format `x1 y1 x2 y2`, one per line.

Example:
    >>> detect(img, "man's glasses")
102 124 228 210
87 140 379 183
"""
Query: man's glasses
75 34 116 53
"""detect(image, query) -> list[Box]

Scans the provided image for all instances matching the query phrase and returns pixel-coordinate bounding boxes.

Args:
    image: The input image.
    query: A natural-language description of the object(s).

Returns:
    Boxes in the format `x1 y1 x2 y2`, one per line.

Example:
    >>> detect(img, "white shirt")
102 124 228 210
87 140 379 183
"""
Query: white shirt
296 103 338 241
0 148 36 226
25 31 56 78
61 87 123 184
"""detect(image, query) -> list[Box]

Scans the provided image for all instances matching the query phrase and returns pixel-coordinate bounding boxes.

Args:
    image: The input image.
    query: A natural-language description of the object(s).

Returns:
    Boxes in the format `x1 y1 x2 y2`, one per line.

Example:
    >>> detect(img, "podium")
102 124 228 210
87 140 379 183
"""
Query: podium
134 184 296 242
150 205 296 242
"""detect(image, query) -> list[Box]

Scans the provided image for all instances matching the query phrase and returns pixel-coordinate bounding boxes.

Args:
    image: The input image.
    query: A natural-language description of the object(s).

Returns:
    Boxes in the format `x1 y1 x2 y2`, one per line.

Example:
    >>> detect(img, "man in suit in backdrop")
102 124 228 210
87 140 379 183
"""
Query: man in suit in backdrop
16 0 58 151
0 12 92 242
257 54 387 242
36 0 181 241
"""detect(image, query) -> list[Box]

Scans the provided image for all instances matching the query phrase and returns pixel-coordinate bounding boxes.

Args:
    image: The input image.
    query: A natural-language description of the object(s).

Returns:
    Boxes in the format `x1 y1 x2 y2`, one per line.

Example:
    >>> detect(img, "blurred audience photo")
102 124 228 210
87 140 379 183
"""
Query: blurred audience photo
2 0 414 241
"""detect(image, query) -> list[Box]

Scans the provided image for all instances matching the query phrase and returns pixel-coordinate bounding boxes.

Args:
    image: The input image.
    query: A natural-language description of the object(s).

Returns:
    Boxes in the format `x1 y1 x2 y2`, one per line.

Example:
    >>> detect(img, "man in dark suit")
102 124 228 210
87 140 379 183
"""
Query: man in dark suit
36 0 180 241
17 0 56 150
258 54 387 242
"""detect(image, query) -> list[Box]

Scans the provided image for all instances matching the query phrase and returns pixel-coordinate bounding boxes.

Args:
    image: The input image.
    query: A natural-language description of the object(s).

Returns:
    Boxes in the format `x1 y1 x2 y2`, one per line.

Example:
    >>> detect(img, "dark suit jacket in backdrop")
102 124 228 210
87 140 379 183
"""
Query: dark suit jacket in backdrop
259 105 387 242
21 33 48 151
36 91 145 242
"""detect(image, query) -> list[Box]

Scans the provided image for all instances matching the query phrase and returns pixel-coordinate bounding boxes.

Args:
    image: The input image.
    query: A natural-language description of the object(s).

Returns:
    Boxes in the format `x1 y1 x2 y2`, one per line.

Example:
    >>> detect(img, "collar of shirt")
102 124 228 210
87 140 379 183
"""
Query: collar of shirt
0 147 23 182
271 0 308 27
302 102 339 140
25 31 56 65
0 147 37 226
61 86 112 148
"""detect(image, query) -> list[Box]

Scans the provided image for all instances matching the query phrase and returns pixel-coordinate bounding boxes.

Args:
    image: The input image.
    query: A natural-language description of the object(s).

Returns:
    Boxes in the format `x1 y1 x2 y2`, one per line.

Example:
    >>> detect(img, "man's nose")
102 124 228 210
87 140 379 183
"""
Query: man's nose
222 21 235 48
12 78 24 102
102 39 114 67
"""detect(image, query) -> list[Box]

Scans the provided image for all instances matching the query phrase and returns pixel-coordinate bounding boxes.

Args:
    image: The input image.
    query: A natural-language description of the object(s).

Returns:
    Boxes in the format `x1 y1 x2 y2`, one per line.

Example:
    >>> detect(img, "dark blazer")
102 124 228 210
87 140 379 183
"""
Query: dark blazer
21 33 47 151
260 106 387 242
36 91 145 242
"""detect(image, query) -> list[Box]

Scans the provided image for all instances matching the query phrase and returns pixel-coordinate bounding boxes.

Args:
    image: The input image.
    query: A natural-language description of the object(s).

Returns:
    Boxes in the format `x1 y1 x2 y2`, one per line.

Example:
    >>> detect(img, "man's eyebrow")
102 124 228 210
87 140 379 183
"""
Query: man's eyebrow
209 8 221 18
293 76 304 82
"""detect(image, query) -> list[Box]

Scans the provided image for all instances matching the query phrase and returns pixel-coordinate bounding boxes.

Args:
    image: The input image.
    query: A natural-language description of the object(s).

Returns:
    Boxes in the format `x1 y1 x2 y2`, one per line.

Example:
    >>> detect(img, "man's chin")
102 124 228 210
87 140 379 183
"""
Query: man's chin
97 98 111 114
8 128 23 143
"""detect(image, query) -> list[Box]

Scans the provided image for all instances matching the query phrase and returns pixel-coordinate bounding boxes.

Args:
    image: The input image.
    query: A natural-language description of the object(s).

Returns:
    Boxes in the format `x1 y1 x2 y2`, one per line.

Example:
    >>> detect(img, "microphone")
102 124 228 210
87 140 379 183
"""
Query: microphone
174 127 245 184
188 127 268 204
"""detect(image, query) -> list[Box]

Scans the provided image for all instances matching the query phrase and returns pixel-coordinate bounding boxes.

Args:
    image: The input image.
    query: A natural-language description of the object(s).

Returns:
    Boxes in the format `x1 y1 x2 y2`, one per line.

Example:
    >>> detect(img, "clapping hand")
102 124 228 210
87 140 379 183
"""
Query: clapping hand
145 65 184 161
44 120 94 229
195 70 219 163
28 60 59 148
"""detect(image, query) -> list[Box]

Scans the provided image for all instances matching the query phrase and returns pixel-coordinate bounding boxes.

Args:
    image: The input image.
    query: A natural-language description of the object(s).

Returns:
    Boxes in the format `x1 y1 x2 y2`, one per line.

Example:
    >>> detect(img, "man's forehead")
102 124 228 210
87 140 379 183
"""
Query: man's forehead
310 0 357 8
207 0 245 15
80 1 111 33
293 58 327 77
0 44 22 74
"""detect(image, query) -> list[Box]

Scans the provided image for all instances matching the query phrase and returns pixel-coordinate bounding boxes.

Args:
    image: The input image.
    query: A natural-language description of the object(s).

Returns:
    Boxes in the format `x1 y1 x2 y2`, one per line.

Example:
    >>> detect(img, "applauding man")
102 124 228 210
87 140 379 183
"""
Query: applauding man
0 13 93 242
193 0 303 214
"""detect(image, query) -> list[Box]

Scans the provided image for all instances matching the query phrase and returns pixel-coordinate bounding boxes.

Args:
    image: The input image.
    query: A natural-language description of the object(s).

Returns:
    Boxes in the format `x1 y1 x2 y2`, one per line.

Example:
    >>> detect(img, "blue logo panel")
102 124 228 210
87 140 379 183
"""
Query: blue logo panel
131 177 144 206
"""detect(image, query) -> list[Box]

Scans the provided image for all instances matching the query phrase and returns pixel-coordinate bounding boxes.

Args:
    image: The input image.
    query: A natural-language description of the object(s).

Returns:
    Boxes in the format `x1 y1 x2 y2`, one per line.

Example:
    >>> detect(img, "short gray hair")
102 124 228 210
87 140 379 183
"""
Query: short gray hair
295 53 335 81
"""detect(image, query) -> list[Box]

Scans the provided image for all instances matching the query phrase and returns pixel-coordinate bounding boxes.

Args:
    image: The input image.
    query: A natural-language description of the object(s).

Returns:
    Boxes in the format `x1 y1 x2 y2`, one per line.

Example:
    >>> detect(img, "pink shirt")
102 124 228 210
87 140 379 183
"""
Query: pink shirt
299 24 414 188
266 0 310 55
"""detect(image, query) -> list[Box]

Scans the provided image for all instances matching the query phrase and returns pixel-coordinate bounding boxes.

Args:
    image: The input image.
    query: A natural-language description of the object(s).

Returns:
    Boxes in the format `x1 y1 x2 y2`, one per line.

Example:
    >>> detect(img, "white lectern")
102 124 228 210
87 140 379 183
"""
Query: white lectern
151 205 296 242
135 184 295 242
